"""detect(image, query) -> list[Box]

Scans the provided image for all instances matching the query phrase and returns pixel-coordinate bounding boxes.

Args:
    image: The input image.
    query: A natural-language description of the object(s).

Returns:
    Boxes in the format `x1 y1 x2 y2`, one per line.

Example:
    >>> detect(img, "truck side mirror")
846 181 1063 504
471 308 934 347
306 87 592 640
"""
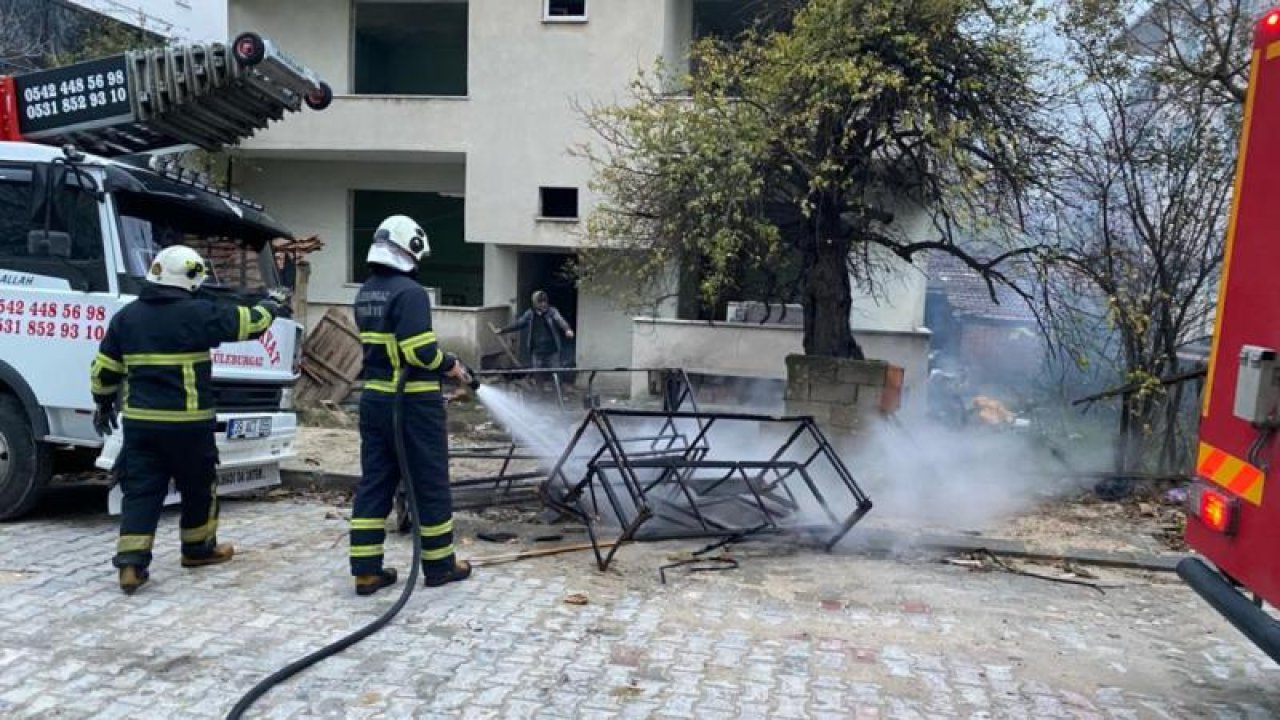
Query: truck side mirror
28 230 73 258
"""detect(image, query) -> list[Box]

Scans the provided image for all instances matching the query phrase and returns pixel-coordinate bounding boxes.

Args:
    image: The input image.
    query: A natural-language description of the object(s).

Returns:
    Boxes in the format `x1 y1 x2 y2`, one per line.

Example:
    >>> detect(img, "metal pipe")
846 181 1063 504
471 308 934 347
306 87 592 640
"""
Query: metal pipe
1176 557 1280 664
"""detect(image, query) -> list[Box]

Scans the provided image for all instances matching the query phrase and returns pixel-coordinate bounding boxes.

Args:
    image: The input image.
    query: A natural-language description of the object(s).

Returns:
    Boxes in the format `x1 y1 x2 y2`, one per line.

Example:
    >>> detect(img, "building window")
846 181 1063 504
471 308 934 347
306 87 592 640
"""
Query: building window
350 190 483 307
354 2 468 96
544 0 587 22
539 187 579 220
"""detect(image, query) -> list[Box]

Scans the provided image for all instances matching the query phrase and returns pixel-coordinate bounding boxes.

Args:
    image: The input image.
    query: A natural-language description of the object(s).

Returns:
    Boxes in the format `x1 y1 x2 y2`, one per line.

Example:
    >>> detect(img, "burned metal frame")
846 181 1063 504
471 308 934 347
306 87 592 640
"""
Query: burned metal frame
539 408 873 571
395 368 700 532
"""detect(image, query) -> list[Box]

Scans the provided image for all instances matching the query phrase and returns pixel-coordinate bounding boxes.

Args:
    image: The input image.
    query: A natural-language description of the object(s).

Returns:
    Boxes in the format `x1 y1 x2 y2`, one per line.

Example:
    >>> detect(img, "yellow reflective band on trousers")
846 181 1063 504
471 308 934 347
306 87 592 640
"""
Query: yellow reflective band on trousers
350 544 384 558
421 545 455 562
181 518 217 544
420 518 453 538
117 534 154 553
350 517 386 530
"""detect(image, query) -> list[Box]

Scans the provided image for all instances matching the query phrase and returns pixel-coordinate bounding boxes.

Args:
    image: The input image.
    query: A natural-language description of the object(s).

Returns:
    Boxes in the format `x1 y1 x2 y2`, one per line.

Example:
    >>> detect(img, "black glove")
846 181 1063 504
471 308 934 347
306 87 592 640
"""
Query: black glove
258 298 292 320
93 398 118 437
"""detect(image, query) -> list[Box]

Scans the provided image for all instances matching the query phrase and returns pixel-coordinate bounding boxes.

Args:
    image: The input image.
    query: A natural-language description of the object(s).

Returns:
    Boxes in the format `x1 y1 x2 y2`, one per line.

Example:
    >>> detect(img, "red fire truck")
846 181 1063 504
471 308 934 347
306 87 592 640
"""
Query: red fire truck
1178 7 1280 664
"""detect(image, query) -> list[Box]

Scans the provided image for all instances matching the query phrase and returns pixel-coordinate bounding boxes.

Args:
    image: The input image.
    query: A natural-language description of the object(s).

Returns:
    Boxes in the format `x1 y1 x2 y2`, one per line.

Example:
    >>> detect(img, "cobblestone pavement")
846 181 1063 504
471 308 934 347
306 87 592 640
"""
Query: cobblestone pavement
1 496 1278 719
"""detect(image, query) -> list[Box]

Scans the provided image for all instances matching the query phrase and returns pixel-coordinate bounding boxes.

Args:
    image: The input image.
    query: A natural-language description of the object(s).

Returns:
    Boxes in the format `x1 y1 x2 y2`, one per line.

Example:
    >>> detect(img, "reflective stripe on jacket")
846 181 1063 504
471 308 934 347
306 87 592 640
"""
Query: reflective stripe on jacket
354 267 456 395
89 284 276 425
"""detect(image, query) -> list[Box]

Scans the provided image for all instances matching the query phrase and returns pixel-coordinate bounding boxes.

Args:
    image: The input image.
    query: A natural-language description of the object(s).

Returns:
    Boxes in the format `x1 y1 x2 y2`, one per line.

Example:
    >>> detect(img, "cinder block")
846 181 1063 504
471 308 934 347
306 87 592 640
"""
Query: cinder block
785 401 832 423
836 359 888 387
808 381 858 404
828 403 862 429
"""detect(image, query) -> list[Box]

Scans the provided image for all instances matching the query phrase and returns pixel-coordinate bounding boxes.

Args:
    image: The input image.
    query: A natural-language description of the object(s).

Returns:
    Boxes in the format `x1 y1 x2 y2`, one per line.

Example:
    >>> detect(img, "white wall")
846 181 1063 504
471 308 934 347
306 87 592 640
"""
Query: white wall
630 318 931 408
849 201 931 333
71 0 228 41
464 2 669 252
233 157 465 306
229 0 349 91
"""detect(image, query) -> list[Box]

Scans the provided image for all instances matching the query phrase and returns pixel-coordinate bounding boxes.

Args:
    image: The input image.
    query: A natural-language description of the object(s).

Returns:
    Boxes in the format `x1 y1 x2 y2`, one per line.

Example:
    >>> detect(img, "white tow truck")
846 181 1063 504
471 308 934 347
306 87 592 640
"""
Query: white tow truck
0 33 332 519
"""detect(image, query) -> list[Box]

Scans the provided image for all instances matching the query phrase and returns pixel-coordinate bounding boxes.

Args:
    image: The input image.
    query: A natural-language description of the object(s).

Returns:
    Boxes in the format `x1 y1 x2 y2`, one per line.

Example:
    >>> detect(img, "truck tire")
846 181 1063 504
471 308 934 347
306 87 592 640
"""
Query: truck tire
0 395 52 520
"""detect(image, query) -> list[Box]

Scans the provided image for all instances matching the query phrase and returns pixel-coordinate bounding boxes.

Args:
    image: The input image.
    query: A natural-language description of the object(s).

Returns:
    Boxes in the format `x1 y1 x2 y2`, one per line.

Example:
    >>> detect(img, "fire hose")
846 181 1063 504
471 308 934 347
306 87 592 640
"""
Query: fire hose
226 359 480 719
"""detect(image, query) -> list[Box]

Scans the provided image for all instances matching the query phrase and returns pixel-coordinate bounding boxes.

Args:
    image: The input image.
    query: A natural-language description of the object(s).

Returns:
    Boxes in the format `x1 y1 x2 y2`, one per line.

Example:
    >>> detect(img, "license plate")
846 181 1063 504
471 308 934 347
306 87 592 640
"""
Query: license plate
227 417 272 439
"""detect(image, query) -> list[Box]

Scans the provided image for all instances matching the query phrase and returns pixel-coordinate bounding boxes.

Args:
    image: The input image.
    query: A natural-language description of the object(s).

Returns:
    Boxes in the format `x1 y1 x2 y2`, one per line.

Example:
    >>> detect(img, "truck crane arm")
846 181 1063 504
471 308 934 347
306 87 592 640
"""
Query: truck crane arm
0 32 331 157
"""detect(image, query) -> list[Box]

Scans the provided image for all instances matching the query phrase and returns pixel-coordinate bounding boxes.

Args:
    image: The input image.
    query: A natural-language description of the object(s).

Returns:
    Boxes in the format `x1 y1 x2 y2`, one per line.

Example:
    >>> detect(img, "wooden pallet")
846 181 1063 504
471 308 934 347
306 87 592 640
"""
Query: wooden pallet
294 307 362 408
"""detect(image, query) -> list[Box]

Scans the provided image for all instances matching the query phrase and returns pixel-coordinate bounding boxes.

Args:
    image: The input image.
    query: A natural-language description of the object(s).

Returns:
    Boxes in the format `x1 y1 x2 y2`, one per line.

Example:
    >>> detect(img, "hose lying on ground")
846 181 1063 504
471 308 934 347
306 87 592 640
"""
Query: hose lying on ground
225 371 424 719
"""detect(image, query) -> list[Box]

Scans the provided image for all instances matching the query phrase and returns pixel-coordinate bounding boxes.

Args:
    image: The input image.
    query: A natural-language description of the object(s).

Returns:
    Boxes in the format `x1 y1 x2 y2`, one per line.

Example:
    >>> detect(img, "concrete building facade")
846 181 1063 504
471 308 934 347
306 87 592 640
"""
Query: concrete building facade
227 0 931 391
68 0 227 41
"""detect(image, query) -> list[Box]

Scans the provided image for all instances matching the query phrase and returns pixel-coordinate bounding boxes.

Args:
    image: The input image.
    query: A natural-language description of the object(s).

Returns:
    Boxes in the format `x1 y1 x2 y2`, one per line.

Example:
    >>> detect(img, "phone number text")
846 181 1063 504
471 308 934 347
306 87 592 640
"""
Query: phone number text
0 300 108 340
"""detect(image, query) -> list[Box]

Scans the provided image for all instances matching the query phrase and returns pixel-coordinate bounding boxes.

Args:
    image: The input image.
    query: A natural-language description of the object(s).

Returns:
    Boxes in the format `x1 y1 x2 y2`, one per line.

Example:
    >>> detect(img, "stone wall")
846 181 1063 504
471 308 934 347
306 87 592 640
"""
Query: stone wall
784 355 903 434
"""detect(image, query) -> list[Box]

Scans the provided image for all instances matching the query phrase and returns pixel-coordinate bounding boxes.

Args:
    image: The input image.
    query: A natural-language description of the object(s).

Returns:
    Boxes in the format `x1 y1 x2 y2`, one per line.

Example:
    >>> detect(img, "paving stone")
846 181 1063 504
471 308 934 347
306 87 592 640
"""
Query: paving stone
0 498 1276 718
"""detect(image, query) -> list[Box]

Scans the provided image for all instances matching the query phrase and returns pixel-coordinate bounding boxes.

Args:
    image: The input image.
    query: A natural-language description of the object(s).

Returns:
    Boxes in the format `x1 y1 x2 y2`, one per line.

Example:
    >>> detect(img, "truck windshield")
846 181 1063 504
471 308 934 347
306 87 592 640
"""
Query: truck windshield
116 208 282 297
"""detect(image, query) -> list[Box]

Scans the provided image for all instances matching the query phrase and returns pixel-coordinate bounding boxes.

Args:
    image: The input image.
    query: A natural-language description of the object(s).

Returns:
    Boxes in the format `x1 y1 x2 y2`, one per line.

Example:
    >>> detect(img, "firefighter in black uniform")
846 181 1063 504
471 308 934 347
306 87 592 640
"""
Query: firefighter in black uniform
348 214 472 596
89 245 289 594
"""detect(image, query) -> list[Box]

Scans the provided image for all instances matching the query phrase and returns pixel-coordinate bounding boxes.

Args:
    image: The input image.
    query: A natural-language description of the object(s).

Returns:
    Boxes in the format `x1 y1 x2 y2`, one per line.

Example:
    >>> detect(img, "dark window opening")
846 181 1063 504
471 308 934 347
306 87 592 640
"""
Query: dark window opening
539 187 579 220
354 2 468 96
350 190 482 307
0 164 107 292
546 0 586 19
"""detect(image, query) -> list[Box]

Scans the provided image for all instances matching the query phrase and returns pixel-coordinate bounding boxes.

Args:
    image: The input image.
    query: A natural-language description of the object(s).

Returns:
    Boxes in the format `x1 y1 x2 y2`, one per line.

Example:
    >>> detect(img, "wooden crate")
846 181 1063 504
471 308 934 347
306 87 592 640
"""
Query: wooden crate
294 307 363 408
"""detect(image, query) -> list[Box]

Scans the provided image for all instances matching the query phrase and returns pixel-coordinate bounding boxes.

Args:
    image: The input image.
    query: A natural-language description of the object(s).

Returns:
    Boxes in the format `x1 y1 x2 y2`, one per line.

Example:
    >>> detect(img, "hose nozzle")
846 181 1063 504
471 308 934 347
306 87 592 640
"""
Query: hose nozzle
449 354 482 392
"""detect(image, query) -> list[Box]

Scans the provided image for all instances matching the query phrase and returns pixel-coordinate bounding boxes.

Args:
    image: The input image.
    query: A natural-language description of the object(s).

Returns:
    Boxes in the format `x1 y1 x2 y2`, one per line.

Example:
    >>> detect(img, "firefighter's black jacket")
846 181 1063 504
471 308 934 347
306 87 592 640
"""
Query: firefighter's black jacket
89 284 277 426
354 266 456 395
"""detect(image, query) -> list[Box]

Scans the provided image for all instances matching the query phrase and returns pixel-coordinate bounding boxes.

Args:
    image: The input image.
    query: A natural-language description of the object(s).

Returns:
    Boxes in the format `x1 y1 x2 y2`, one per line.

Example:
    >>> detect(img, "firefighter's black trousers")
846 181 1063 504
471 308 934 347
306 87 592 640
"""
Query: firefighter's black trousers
350 392 456 577
112 423 221 569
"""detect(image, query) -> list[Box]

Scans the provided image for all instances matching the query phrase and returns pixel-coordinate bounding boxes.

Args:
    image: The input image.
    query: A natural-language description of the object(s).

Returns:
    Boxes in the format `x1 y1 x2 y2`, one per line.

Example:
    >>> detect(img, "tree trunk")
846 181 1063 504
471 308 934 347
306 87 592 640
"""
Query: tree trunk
802 234 863 358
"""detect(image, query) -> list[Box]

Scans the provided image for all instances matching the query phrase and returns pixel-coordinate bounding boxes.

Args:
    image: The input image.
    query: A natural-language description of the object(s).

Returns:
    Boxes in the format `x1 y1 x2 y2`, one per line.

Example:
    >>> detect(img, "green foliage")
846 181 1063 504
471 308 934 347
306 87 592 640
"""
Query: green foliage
576 0 1052 354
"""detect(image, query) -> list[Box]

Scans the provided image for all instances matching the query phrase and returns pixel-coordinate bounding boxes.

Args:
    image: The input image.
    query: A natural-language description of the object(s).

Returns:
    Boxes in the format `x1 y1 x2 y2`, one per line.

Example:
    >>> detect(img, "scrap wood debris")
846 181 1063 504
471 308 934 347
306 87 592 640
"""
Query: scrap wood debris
947 549 1112 594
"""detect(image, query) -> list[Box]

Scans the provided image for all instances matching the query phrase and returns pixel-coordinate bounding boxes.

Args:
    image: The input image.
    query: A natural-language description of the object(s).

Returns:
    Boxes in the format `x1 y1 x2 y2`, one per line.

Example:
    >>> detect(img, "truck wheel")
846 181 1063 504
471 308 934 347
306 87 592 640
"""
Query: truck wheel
0 395 52 520
305 81 333 111
233 32 266 66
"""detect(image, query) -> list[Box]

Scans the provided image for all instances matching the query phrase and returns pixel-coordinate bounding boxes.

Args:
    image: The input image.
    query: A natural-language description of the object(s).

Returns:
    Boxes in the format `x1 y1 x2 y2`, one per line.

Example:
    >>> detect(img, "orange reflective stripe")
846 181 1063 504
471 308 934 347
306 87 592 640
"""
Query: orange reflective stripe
1196 442 1266 506
1197 446 1228 478
1228 464 1263 495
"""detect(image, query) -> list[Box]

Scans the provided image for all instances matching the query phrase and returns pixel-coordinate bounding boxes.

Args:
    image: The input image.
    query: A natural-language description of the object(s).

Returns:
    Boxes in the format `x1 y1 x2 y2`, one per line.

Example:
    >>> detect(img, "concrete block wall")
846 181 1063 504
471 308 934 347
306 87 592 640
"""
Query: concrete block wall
784 355 894 434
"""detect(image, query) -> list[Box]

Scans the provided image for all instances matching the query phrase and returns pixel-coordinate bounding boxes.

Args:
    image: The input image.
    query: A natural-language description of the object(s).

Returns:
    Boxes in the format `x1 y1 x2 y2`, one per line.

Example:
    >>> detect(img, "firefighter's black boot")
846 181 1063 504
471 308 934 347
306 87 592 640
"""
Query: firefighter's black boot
423 559 472 588
181 543 235 568
355 567 398 596
118 566 150 595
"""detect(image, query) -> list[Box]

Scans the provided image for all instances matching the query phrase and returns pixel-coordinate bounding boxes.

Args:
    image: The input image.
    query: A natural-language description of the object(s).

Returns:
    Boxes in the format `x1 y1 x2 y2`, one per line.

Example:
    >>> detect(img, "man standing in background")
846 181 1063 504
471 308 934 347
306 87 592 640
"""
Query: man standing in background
497 290 574 384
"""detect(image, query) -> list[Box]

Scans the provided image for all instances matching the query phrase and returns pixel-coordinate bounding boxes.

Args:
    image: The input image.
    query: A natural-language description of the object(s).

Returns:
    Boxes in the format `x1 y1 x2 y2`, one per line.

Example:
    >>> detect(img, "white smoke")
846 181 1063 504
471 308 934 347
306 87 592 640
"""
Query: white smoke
840 416 1093 533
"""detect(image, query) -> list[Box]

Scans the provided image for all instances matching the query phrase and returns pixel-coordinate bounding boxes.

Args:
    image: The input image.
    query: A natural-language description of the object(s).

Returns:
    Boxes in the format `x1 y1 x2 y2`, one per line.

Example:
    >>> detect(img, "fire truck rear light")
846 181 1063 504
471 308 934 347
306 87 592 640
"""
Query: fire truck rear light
1189 483 1240 535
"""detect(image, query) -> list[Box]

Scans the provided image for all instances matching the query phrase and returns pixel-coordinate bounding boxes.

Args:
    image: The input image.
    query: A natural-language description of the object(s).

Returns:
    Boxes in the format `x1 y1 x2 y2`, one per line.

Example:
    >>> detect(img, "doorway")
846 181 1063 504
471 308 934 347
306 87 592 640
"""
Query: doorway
516 251 578 366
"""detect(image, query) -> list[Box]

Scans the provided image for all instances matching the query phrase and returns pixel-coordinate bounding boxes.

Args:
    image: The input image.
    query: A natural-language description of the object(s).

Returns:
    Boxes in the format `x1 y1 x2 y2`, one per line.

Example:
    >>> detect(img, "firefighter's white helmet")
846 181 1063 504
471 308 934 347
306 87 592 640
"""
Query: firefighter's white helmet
146 245 208 292
366 214 430 272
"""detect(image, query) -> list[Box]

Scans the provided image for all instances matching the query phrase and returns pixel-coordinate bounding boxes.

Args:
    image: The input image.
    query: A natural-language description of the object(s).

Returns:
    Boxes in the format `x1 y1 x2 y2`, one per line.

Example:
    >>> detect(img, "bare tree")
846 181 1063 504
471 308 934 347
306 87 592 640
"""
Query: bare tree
1127 0 1255 108
1045 1 1238 472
